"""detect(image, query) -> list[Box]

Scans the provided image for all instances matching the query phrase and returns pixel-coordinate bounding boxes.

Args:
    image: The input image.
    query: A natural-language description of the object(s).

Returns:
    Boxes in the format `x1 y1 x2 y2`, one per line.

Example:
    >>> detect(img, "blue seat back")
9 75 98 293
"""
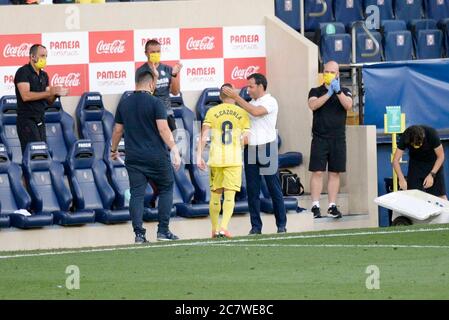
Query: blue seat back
416 29 443 58
76 92 114 160
410 18 438 39
23 142 70 213
44 99 76 164
395 0 424 23
381 20 408 33
0 143 30 214
170 93 185 110
334 0 364 28
68 140 114 210
424 0 449 21
173 161 196 204
305 0 334 31
239 86 252 102
364 0 394 21
0 96 22 164
196 88 221 122
275 0 301 30
321 33 352 64
356 31 383 62
383 30 414 60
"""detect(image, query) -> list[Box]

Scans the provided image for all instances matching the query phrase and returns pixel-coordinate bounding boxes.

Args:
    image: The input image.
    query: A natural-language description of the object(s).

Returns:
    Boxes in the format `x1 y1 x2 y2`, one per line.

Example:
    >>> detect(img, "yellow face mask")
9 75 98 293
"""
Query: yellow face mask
148 52 161 64
411 142 423 149
34 57 47 70
323 73 336 86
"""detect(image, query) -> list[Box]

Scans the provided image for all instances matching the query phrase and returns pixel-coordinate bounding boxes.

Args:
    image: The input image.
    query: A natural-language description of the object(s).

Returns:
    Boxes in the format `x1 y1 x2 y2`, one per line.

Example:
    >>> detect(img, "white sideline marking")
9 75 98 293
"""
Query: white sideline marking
208 243 449 249
0 226 448 260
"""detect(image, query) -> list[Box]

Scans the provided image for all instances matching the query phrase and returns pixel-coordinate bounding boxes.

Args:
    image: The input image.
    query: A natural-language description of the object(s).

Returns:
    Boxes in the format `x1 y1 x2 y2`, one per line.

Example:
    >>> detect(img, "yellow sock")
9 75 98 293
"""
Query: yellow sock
209 192 222 232
221 190 236 231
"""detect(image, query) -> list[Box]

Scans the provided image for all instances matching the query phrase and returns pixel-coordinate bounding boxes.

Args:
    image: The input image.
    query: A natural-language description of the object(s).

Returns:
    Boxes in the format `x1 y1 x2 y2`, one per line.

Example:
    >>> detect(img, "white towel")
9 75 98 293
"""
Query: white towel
14 209 32 216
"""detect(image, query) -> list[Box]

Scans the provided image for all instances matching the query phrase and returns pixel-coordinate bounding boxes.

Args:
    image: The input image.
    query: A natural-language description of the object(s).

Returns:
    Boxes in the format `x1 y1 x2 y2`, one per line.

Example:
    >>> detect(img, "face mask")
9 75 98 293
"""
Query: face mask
323 73 336 86
148 53 161 64
34 57 46 70
411 142 423 149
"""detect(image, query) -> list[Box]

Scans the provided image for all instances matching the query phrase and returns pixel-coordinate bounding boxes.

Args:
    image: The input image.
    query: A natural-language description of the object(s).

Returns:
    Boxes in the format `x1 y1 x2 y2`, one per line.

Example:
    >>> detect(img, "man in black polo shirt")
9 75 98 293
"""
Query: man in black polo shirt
111 71 181 244
14 44 68 152
308 61 353 219
393 125 447 199
135 39 183 131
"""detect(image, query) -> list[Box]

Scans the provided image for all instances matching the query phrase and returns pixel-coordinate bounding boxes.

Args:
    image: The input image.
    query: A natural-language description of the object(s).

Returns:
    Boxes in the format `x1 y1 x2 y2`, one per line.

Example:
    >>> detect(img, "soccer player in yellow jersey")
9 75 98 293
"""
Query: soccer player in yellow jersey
196 84 251 238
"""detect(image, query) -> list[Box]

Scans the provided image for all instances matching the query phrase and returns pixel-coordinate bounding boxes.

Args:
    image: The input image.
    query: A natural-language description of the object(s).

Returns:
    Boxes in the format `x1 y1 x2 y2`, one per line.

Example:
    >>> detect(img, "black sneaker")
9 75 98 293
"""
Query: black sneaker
135 233 148 244
157 230 179 241
277 227 287 233
311 205 321 218
248 228 262 235
327 205 342 219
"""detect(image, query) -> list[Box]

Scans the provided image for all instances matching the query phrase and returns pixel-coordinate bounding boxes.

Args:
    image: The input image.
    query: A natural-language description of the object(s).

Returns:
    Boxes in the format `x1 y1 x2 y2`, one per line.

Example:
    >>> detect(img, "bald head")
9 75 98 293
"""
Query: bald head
324 61 339 76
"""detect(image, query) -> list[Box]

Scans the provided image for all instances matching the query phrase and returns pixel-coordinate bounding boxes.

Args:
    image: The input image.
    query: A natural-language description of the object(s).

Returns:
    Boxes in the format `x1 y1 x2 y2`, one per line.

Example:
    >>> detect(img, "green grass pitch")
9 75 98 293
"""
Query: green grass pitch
1 223 449 300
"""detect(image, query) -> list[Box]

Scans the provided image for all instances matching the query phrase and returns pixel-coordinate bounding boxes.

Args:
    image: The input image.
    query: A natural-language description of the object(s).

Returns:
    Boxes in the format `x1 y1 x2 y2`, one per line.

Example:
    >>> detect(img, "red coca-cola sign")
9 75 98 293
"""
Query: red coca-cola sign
224 57 266 88
180 28 223 59
89 31 133 63
45 64 89 96
0 34 41 66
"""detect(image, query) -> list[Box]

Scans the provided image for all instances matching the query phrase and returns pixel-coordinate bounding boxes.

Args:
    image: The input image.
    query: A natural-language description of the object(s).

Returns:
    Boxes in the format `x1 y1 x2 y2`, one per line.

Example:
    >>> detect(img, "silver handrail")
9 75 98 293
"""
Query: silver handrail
309 0 328 18
300 0 305 35
351 21 380 63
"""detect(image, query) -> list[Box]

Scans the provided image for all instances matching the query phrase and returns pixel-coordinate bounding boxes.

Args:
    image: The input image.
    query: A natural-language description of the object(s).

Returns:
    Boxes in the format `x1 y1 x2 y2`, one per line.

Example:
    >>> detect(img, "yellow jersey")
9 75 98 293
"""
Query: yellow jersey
203 103 250 167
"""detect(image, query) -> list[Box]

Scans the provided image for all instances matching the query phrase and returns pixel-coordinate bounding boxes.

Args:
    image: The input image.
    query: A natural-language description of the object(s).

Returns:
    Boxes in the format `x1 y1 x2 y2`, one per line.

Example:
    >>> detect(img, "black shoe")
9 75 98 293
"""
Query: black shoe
248 228 262 235
311 205 321 218
327 205 342 219
157 230 179 241
135 233 148 244
277 227 287 233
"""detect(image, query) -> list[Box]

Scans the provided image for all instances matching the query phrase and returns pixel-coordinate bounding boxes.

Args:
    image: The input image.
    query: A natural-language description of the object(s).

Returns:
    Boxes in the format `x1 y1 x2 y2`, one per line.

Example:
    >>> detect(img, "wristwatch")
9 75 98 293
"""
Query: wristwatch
336 90 342 95
171 72 178 78
430 172 437 179
110 149 117 153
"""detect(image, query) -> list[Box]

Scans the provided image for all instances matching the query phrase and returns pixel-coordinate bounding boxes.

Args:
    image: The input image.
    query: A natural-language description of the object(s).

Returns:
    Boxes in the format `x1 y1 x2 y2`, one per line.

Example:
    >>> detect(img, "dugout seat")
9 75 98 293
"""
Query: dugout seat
355 31 383 62
44 99 77 167
0 96 22 164
0 143 53 229
395 0 424 24
76 92 114 160
196 87 221 122
381 19 408 34
22 142 95 226
333 0 364 29
424 0 449 21
364 0 394 21
410 18 438 39
320 33 352 64
305 0 334 32
260 176 299 214
68 140 130 224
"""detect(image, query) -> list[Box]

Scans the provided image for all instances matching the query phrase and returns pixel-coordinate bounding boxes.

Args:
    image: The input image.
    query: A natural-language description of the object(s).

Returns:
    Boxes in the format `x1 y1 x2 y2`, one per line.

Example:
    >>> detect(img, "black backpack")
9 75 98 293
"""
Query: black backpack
279 169 304 196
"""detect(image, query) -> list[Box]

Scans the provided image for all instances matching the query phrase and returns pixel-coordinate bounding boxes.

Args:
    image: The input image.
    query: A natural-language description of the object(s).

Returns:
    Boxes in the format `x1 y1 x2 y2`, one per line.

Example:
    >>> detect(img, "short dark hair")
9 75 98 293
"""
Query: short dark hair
219 83 234 101
247 73 267 91
144 39 161 52
403 125 425 146
136 71 154 85
29 44 46 57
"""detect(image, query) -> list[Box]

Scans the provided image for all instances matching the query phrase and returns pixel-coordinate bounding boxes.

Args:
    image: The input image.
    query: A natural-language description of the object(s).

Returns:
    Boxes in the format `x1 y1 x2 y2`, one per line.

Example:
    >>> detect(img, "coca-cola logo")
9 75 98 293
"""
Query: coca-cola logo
3 43 32 58
51 73 81 87
186 36 215 51
96 40 126 55
231 66 259 80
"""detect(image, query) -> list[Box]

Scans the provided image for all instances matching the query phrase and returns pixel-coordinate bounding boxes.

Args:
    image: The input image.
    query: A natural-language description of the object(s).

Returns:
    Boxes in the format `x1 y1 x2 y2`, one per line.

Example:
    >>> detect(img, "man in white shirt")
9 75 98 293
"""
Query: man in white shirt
222 73 287 234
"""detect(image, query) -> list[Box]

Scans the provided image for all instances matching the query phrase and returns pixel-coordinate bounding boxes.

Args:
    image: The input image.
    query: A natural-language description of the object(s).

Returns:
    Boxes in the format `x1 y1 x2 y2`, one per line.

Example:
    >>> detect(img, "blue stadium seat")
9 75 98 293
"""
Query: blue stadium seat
395 0 424 24
68 140 130 224
320 33 352 64
170 93 186 110
440 18 449 56
44 99 77 167
76 92 114 160
383 30 414 60
275 0 301 30
0 143 53 229
364 0 394 21
305 0 334 31
381 20 407 33
196 88 221 122
424 0 449 22
260 176 299 214
239 86 251 102
356 31 383 62
333 0 364 29
415 29 443 58
22 142 95 226
410 18 438 39
0 96 22 164
277 135 303 168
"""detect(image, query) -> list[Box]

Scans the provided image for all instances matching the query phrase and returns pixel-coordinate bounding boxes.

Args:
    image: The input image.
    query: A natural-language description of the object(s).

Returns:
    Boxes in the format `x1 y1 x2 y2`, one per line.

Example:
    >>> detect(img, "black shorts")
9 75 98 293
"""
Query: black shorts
309 136 346 173
407 162 447 197
16 117 46 153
